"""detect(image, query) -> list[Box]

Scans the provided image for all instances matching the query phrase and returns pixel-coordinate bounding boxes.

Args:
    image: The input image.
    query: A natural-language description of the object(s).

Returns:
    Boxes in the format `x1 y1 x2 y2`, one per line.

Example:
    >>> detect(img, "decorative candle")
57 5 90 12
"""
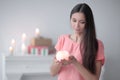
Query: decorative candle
11 39 16 47
9 46 14 54
22 33 26 42
21 43 26 54
35 28 40 37
56 50 70 61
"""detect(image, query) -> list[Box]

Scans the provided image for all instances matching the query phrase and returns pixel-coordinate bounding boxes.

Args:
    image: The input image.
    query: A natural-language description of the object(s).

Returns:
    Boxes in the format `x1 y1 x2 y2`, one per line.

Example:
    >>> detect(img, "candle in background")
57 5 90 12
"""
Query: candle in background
21 33 27 55
56 50 70 61
35 28 40 37
11 39 16 47
9 46 14 54
9 39 16 54
22 33 26 42
21 43 26 55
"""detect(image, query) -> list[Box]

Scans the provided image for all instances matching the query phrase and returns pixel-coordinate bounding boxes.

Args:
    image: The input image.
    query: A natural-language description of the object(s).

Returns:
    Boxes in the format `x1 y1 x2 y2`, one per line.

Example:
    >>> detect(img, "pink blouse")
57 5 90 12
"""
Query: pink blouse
55 34 105 80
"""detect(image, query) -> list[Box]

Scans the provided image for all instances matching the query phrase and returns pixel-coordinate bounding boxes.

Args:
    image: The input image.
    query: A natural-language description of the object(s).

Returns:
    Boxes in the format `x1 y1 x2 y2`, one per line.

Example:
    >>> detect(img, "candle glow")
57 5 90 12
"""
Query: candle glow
22 33 26 42
35 28 40 37
11 39 16 47
9 46 14 54
21 43 26 53
56 50 70 61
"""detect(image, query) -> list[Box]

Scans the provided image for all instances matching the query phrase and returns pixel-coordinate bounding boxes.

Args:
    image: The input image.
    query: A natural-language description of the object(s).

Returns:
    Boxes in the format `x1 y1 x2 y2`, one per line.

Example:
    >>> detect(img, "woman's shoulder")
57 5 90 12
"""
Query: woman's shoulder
97 39 104 47
58 34 69 39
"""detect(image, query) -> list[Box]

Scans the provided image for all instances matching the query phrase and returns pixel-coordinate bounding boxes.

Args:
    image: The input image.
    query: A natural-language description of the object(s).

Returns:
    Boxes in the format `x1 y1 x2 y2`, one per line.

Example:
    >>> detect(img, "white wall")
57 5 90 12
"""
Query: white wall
0 0 120 80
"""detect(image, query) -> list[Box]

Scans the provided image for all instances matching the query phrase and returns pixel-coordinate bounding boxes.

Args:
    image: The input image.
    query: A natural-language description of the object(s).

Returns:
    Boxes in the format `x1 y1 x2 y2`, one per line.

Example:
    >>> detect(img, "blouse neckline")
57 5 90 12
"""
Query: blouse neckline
66 34 81 45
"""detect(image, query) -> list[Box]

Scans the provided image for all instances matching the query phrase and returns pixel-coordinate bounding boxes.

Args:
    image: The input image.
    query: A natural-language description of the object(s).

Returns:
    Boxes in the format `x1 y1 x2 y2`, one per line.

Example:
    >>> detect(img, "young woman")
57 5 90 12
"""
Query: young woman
50 3 105 80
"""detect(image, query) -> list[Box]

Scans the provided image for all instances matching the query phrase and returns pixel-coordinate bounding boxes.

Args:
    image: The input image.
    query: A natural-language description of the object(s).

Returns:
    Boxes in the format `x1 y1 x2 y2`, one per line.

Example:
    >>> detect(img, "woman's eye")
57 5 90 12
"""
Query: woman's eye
80 22 86 24
72 19 76 22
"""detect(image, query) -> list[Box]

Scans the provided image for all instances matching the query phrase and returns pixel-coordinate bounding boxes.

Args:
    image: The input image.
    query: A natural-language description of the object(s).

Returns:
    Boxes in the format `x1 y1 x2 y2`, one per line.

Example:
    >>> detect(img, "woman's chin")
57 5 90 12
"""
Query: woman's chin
75 31 82 34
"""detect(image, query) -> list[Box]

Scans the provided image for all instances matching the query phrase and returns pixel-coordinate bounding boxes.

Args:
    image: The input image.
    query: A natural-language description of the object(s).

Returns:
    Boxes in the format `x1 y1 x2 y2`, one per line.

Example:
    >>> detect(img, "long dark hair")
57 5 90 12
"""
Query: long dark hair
70 3 98 74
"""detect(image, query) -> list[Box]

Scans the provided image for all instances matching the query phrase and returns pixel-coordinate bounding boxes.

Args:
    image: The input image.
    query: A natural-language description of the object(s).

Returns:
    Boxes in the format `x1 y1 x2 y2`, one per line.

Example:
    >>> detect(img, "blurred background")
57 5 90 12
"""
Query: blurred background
0 0 120 80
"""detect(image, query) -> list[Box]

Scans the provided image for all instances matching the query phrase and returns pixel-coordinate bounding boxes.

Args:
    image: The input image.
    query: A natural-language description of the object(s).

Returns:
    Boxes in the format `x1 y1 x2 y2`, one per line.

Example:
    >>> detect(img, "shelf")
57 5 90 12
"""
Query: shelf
5 55 54 61
4 54 55 80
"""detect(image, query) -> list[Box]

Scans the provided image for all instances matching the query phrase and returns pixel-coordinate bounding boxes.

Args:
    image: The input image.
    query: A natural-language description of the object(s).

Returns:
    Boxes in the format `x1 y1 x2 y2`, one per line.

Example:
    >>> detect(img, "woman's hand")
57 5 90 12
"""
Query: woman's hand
60 59 71 66
60 55 78 66
54 56 62 65
50 56 62 76
68 55 78 64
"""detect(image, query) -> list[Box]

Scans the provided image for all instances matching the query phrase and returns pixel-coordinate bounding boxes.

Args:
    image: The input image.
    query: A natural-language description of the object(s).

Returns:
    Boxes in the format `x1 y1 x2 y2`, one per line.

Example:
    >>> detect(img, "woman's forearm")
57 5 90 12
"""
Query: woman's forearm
73 61 99 80
50 61 62 76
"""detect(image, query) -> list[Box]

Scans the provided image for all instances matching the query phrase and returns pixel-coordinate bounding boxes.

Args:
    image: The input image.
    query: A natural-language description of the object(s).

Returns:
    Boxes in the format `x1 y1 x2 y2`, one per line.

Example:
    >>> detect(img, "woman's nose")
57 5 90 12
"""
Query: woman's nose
75 22 79 28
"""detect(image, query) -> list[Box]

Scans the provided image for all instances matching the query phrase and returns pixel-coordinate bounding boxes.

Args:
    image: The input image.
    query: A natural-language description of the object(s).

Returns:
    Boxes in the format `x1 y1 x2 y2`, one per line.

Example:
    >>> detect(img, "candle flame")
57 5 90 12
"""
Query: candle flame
35 28 40 37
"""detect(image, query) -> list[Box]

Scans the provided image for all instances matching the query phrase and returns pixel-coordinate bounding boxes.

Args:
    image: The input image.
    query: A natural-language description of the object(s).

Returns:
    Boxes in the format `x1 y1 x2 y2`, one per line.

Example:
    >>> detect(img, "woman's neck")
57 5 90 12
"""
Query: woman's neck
71 33 83 43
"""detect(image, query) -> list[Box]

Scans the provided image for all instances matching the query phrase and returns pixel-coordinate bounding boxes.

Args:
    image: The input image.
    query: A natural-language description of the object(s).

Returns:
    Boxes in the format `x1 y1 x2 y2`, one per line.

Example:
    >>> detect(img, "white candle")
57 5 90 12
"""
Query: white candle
21 43 26 54
22 33 26 42
11 39 16 47
35 28 40 37
56 50 70 61
9 46 14 54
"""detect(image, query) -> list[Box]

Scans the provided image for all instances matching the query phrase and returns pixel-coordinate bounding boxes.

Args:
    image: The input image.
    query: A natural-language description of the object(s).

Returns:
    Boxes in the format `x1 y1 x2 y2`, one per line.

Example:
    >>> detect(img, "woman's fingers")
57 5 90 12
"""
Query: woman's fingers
69 56 77 63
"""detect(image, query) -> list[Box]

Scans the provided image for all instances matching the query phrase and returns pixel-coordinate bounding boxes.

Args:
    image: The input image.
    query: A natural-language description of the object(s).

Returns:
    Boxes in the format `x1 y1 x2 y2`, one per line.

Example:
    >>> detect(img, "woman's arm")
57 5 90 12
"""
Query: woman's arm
73 59 102 80
50 57 62 76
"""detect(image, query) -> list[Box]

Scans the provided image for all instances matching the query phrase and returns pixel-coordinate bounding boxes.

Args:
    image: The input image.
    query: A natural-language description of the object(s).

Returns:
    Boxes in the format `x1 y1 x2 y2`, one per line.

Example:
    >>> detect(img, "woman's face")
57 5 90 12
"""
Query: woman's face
70 12 86 35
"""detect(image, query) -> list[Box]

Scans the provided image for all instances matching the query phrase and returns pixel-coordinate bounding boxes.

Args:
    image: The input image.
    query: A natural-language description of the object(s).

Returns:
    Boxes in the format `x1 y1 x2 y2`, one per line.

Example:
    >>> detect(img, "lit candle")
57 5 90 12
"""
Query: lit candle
21 43 26 54
11 39 16 47
35 28 40 37
9 46 14 54
22 33 26 42
56 50 70 61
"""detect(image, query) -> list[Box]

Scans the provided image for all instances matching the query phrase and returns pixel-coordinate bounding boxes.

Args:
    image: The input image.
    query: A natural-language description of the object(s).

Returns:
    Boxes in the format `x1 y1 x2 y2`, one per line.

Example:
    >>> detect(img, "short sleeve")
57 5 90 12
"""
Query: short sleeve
55 35 64 51
96 40 105 65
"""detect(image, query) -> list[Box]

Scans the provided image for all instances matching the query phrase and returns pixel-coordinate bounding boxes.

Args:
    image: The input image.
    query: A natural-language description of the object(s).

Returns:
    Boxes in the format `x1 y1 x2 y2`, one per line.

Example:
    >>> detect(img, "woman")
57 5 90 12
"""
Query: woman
50 3 105 80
